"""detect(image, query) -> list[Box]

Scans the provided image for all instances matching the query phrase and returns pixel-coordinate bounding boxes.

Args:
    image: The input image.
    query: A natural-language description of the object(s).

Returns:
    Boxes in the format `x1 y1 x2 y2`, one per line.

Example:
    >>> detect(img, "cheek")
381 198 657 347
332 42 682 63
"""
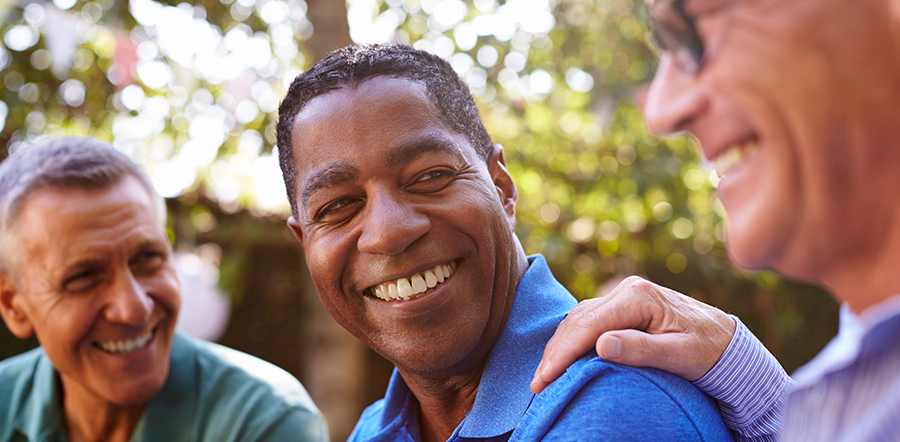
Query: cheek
156 269 182 313
304 235 356 311
31 300 96 353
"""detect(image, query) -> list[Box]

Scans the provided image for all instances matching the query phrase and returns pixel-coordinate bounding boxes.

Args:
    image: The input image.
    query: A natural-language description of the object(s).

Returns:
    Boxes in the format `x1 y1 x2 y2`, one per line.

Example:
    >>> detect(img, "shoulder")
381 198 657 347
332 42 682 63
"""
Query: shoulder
0 349 45 405
0 349 46 438
188 336 314 404
514 355 733 442
0 348 44 386
175 335 327 442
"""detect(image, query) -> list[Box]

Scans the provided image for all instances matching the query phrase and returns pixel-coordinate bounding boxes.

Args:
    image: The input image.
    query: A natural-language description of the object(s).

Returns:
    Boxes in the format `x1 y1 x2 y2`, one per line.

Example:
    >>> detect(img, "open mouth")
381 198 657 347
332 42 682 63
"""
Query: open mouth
94 325 158 355
369 261 458 302
713 139 758 178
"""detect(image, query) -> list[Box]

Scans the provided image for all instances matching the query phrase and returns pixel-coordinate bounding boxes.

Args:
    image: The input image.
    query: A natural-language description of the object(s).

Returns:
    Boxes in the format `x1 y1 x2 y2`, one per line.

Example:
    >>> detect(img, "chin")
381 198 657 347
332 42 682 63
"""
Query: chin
724 221 780 272
106 377 168 406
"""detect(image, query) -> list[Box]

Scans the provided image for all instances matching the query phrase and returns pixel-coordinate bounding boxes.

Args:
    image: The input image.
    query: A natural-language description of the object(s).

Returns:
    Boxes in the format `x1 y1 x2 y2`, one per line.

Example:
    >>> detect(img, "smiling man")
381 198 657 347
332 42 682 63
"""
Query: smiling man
0 138 327 442
531 0 900 441
276 44 732 442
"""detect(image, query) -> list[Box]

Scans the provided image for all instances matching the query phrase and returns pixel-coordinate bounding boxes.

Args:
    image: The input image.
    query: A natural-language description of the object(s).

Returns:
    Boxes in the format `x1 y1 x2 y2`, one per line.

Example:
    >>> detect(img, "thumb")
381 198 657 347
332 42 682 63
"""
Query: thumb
597 330 704 381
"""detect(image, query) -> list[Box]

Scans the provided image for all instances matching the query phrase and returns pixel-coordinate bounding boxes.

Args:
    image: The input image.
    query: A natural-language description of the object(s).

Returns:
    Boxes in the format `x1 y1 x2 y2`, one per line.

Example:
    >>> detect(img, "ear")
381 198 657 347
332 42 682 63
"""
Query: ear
0 273 34 339
488 144 518 228
287 216 306 246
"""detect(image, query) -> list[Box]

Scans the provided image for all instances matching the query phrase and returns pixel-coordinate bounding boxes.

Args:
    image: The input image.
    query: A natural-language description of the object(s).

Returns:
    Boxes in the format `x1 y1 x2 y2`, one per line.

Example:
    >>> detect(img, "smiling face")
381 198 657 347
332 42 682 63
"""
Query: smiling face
286 76 524 377
643 0 900 280
0 176 180 406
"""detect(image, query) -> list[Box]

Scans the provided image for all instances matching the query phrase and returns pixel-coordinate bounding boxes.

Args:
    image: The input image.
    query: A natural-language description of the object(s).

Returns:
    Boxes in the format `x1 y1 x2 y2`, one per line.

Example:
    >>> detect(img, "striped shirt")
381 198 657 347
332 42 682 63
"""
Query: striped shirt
695 296 900 442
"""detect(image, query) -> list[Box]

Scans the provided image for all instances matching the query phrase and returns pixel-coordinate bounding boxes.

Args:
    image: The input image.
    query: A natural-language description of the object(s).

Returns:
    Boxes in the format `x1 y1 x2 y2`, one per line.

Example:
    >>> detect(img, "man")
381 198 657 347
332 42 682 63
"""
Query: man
276 44 732 442
531 0 900 441
0 138 328 442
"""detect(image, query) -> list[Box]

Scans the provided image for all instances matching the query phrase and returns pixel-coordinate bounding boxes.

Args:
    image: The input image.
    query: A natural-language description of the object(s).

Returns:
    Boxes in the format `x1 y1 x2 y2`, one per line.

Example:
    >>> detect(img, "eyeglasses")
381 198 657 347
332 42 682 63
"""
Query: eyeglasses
645 0 705 74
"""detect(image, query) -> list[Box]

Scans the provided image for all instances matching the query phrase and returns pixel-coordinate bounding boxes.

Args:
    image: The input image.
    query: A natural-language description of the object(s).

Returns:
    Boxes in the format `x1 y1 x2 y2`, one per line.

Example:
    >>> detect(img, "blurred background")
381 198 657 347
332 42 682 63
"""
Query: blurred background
0 0 837 440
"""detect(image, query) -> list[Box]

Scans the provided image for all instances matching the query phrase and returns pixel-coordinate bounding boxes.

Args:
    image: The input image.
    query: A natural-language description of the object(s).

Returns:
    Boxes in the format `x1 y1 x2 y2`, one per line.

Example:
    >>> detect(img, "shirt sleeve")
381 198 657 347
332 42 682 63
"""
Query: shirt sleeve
693 316 795 442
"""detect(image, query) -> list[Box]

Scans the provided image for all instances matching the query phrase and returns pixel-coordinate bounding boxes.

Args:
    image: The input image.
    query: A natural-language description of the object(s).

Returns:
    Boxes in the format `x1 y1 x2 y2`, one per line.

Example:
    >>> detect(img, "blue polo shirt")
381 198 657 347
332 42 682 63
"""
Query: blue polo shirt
349 255 732 442
0 333 327 442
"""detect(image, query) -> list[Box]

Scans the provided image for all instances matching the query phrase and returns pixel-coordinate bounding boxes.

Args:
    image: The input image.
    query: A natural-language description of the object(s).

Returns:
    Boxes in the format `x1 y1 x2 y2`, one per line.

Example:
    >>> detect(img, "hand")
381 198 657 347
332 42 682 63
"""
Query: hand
530 276 736 394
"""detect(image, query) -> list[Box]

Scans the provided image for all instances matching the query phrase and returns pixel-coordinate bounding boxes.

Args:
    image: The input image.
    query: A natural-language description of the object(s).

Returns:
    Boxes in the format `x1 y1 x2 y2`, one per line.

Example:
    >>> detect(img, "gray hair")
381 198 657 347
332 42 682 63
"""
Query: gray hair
0 137 166 277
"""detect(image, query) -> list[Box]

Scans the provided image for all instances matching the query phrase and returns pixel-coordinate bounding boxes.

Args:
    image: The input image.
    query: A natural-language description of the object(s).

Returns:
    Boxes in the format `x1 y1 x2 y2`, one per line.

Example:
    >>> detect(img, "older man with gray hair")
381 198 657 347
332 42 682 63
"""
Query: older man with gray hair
0 137 327 442
532 0 900 441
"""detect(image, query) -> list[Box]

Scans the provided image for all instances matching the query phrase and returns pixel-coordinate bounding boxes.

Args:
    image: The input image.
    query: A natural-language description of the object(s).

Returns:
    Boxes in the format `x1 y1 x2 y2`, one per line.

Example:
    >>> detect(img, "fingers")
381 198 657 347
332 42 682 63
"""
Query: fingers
531 276 736 393
597 330 704 381
531 278 655 393
531 297 614 393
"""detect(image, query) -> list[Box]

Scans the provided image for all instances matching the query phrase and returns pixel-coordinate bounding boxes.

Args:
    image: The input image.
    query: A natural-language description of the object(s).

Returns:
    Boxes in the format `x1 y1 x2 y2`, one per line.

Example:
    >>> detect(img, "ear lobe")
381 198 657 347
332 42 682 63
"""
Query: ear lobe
488 145 518 226
287 216 306 246
0 274 34 339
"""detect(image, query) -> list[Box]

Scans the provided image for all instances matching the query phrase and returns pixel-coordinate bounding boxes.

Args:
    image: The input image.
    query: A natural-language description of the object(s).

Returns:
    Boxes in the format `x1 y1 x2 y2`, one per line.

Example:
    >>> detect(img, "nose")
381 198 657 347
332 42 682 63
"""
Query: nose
357 190 431 256
103 272 154 326
643 55 708 135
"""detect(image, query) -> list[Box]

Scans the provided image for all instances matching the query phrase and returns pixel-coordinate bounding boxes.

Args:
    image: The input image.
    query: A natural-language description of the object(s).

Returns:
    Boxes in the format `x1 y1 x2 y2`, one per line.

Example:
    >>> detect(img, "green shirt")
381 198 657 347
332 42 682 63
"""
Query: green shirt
0 333 328 442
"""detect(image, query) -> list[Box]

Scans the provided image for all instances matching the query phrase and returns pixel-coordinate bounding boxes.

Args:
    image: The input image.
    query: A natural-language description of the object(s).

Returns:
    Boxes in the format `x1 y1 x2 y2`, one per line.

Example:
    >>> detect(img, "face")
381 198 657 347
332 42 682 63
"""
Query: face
287 76 523 377
0 176 180 406
643 0 900 280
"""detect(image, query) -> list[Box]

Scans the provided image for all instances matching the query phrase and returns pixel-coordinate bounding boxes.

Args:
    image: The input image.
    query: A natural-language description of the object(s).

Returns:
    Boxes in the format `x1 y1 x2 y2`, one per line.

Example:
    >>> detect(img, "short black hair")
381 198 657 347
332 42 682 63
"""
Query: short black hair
276 43 493 217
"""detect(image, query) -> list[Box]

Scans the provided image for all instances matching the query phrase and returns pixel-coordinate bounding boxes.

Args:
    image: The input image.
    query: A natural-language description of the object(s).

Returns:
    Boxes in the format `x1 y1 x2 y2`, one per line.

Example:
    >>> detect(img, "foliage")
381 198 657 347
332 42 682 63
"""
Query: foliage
0 0 836 373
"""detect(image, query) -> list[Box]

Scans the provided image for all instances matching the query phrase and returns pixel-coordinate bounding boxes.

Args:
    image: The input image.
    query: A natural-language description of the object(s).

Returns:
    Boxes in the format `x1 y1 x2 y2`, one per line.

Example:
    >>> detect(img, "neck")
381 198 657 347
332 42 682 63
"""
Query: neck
60 375 145 442
403 367 483 442
820 200 900 315
402 241 530 442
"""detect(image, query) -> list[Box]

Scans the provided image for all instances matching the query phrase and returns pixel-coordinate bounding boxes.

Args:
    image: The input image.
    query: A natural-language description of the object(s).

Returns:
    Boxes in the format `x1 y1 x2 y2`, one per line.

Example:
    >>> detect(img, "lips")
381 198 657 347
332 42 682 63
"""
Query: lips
94 327 156 355
370 262 458 301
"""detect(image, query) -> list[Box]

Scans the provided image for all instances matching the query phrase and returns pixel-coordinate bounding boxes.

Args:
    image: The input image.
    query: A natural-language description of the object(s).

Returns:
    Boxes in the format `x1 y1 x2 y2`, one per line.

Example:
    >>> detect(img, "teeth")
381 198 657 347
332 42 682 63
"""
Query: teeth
397 278 413 298
715 141 758 178
424 271 437 288
97 330 153 355
370 262 457 302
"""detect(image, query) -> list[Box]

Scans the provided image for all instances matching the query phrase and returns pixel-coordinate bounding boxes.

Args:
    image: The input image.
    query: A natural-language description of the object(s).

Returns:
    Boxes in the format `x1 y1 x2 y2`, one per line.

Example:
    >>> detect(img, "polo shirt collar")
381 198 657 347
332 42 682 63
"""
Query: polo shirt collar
132 333 197 440
13 334 197 442
368 255 575 441
456 255 576 438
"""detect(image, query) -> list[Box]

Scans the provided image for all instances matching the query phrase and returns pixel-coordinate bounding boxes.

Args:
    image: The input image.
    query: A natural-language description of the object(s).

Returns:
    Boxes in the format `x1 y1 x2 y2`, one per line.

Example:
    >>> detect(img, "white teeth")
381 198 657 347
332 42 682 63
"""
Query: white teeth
371 262 457 301
715 141 758 178
411 274 426 293
397 278 413 298
97 330 153 355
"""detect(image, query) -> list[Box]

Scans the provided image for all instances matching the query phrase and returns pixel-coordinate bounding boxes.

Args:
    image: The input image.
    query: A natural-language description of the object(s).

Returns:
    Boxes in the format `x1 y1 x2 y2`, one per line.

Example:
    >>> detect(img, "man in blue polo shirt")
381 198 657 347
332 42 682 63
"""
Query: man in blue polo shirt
276 44 732 442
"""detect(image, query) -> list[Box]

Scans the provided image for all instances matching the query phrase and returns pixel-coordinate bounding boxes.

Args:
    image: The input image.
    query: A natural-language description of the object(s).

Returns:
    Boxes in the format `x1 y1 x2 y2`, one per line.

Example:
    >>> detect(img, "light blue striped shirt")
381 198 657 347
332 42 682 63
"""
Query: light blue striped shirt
695 296 900 442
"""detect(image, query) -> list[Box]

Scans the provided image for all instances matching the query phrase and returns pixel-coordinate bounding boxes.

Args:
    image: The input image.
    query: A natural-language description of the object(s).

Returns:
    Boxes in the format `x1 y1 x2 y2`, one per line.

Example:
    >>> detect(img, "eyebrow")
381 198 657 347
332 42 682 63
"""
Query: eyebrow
300 134 464 209
385 133 464 168
301 163 359 208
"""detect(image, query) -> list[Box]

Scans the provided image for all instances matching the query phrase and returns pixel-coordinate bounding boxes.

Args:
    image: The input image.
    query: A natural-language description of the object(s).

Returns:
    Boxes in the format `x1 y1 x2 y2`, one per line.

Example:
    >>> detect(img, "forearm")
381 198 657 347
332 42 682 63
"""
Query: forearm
693 316 793 441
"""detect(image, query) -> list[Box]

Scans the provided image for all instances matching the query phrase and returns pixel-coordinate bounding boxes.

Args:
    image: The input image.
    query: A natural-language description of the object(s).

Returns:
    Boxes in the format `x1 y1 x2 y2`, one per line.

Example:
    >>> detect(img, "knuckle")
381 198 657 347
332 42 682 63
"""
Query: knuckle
620 275 646 287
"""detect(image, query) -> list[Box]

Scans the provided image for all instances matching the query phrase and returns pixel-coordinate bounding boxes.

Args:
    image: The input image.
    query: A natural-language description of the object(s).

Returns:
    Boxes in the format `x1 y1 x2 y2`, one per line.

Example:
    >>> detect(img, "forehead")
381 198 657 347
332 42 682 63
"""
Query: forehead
16 177 164 262
290 77 475 172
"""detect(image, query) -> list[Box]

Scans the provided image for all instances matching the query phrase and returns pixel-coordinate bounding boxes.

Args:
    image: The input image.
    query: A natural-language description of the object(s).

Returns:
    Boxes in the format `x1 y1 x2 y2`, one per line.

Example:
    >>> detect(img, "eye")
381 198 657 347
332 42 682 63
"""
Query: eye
407 169 455 193
62 267 105 293
314 197 364 224
130 251 166 276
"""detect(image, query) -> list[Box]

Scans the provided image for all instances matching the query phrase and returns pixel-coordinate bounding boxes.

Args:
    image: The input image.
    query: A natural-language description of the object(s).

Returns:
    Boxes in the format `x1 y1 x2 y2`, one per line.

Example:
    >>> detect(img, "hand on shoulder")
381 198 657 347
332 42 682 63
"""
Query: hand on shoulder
531 276 736 393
